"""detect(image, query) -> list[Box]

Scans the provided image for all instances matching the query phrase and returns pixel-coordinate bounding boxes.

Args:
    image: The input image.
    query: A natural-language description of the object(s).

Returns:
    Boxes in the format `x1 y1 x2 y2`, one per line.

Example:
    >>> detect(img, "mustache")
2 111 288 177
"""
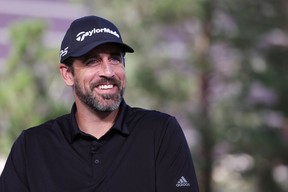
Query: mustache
90 77 121 89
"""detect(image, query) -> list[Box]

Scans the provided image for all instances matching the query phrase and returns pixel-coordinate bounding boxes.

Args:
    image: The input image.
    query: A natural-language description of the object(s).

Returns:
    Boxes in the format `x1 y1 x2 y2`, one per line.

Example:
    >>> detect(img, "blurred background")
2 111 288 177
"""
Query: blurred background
1 0 288 191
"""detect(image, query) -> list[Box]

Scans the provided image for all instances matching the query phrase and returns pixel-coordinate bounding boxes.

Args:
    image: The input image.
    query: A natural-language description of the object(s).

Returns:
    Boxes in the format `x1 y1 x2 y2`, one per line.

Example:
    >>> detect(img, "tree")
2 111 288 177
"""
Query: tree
0 20 70 154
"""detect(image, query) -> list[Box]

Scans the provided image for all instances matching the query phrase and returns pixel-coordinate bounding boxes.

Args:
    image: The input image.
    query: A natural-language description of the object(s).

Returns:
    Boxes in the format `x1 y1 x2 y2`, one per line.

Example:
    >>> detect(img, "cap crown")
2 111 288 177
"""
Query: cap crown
60 15 133 63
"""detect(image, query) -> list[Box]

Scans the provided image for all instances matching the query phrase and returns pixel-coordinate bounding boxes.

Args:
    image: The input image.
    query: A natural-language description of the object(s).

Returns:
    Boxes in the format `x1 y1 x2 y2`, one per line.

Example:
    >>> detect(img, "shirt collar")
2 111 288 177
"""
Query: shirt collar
68 100 130 143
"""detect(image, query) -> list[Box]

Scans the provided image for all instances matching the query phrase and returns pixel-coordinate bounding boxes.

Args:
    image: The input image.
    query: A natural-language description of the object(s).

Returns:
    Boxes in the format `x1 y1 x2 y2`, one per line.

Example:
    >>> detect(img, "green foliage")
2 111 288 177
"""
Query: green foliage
0 20 69 154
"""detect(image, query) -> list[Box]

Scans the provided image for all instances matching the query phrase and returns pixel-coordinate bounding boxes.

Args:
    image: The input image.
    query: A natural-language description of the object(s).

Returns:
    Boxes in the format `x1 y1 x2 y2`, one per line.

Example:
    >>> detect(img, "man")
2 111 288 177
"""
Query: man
0 15 199 192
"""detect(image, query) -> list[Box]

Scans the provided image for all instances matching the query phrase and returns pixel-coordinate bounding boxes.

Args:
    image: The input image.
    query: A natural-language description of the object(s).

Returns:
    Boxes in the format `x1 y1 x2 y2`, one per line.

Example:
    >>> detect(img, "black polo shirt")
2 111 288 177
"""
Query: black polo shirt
0 100 199 192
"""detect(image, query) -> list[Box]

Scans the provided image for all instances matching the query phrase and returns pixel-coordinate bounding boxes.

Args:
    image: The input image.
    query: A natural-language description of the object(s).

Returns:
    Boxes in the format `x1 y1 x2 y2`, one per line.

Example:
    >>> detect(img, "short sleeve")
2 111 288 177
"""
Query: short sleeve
155 117 199 192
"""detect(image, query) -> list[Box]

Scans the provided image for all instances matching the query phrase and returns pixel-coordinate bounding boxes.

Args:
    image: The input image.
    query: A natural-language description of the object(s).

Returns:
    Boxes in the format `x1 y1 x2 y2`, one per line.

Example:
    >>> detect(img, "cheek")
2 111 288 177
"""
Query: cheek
74 73 92 91
80 69 96 81
118 69 126 88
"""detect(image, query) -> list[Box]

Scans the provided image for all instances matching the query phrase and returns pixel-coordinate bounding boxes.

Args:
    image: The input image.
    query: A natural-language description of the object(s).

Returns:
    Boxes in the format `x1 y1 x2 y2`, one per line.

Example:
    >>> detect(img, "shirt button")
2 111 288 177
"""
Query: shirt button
94 159 100 164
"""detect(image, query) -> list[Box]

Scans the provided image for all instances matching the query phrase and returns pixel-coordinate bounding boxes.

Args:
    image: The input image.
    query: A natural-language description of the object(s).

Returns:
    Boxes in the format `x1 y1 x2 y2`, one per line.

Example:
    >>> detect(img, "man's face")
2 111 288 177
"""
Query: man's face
71 44 126 112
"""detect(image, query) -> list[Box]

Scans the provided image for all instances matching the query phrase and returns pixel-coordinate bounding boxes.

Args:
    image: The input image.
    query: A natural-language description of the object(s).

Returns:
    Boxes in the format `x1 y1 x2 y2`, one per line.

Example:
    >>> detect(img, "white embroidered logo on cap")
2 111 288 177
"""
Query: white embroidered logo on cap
60 47 69 57
76 28 120 42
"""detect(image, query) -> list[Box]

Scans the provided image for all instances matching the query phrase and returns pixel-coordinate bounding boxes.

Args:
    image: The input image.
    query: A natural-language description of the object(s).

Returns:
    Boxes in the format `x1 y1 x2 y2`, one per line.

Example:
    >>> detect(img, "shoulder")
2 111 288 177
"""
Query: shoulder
21 114 70 140
128 106 175 123
125 105 181 134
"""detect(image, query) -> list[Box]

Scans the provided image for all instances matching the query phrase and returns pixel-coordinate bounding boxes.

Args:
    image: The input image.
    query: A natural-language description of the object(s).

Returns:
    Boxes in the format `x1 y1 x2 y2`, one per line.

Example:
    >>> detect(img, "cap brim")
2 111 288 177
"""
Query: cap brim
70 40 134 58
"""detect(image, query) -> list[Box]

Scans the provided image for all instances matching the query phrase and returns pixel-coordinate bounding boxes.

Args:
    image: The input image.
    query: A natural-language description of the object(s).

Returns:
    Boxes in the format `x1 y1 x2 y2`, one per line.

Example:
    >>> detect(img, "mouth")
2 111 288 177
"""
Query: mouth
98 84 114 90
91 78 120 93
97 84 118 93
93 84 118 98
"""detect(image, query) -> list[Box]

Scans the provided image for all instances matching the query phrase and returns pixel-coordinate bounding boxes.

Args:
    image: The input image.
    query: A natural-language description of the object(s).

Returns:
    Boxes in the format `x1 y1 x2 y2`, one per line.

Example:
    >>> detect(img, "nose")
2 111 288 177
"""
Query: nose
99 59 115 77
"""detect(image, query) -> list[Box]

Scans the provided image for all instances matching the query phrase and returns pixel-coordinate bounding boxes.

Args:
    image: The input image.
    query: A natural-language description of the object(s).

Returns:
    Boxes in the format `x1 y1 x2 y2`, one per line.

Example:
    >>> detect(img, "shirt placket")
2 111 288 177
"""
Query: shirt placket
91 140 103 180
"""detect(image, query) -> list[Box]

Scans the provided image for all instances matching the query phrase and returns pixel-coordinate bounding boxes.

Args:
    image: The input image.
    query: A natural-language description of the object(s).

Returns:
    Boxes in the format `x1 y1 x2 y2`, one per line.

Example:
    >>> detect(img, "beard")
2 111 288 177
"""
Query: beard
74 77 124 112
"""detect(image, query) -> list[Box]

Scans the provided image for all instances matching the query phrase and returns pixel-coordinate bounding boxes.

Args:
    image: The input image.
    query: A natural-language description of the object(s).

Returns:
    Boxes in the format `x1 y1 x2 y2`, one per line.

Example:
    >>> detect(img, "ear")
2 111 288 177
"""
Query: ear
59 63 74 86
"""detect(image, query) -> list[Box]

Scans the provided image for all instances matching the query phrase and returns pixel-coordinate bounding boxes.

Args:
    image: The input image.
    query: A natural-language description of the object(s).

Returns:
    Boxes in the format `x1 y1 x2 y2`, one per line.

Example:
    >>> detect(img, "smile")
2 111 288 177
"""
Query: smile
98 84 114 90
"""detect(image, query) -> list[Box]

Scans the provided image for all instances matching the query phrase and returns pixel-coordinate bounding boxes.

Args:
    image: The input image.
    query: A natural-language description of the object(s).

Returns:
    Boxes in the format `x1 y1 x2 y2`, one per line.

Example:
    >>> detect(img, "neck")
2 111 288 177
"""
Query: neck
75 101 119 139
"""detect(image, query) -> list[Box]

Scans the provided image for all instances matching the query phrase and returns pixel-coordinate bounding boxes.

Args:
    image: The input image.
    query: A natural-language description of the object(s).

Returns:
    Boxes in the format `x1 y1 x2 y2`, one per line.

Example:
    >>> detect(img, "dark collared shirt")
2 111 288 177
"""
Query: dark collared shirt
0 101 199 192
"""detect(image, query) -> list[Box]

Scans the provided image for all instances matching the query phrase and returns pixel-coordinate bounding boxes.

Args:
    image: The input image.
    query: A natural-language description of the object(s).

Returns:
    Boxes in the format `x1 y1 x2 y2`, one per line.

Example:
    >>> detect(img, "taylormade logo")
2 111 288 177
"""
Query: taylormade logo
76 28 120 42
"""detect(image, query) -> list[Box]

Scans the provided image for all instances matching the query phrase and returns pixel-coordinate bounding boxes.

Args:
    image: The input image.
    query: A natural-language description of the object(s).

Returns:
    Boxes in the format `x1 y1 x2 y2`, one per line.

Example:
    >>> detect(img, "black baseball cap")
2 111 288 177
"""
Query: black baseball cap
59 15 134 63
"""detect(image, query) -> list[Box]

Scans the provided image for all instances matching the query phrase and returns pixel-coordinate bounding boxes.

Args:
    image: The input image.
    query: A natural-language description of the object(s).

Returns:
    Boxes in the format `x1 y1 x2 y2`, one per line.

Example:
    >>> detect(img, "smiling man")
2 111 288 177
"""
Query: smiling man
0 15 199 192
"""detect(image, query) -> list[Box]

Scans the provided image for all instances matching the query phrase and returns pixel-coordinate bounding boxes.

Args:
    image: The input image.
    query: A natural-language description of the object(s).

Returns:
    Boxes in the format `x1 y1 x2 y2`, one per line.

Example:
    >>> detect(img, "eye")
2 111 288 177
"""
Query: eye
84 57 101 66
109 54 124 65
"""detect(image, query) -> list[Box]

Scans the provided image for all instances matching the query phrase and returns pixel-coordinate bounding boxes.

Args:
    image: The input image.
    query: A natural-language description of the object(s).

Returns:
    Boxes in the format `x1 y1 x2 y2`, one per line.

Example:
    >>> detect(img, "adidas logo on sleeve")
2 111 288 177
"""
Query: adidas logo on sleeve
176 176 190 187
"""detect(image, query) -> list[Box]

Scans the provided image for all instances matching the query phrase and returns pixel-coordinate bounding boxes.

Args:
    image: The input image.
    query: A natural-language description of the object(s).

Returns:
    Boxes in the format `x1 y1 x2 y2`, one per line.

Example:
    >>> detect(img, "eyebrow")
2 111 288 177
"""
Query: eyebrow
79 51 124 63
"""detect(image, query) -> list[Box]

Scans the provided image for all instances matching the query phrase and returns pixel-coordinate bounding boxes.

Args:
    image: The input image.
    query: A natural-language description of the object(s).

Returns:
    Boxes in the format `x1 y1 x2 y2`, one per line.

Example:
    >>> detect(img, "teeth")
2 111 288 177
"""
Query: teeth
99 85 113 89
